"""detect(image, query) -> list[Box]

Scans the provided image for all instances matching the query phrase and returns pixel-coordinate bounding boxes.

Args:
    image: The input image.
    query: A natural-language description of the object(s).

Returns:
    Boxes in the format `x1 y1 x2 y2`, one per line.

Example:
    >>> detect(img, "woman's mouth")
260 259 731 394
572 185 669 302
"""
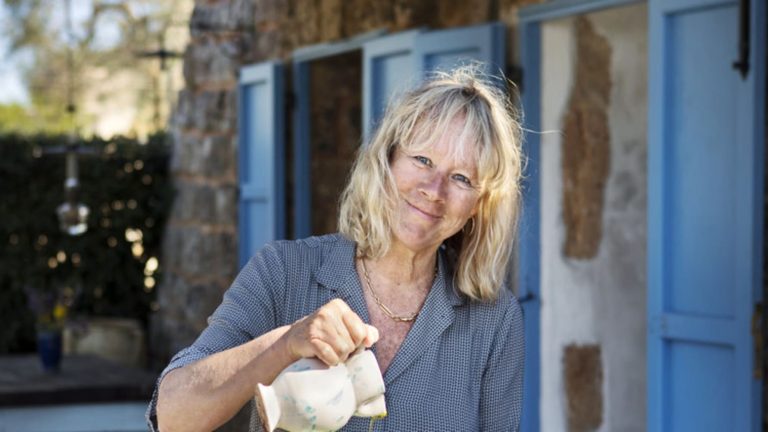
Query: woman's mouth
406 200 441 220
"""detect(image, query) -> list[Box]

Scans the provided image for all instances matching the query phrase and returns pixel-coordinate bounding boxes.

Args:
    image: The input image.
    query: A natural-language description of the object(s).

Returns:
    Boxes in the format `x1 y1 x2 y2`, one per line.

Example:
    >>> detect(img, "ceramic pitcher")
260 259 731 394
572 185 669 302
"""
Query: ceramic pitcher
255 349 386 432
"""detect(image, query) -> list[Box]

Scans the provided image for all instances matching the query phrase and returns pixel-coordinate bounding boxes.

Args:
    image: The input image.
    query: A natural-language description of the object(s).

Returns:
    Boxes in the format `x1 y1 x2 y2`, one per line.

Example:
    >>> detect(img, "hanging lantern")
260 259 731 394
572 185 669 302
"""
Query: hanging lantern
53 0 89 236
56 138 90 235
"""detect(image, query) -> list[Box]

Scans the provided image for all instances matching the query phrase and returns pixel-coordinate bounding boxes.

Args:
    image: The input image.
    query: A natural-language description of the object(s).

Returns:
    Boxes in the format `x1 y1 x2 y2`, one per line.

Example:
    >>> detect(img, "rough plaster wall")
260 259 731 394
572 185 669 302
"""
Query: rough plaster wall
540 4 647 431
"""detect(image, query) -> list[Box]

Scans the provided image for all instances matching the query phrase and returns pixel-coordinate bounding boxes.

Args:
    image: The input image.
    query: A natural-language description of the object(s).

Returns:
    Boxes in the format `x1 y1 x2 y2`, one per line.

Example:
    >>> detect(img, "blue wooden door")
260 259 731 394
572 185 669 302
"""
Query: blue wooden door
648 0 765 430
238 61 286 268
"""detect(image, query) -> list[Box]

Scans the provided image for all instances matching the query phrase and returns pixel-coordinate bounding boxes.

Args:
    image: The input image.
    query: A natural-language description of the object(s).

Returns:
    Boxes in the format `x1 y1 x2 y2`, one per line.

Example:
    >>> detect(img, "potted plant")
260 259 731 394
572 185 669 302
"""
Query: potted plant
24 280 79 372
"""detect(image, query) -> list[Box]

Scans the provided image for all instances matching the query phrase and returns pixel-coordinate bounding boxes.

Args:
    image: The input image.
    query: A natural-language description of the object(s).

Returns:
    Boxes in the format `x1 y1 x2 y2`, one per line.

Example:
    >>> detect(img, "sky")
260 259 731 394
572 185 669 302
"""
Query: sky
0 5 29 104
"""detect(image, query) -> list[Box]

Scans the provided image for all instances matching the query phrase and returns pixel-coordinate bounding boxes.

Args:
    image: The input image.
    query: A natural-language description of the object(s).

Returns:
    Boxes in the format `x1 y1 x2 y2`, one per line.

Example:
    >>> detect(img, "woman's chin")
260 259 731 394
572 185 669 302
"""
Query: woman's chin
392 229 441 255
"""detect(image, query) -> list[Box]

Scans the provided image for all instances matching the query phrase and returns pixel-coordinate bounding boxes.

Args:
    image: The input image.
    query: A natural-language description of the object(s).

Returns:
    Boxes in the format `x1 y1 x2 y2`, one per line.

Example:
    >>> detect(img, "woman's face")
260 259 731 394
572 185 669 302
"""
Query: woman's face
389 119 482 256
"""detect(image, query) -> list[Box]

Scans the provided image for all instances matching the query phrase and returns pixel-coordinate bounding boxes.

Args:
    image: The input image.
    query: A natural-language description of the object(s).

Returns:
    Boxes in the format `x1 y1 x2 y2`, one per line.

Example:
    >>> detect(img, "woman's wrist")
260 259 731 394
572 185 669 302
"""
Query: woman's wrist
273 327 301 365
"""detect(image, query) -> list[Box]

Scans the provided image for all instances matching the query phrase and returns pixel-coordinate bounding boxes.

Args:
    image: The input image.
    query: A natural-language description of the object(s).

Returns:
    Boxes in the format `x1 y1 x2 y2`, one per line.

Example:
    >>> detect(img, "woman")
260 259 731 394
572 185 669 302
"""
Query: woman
150 65 524 431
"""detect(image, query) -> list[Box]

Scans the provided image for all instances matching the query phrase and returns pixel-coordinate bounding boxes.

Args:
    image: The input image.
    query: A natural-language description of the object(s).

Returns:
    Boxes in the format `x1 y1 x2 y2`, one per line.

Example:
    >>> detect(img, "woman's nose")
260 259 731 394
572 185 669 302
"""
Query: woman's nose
419 173 446 201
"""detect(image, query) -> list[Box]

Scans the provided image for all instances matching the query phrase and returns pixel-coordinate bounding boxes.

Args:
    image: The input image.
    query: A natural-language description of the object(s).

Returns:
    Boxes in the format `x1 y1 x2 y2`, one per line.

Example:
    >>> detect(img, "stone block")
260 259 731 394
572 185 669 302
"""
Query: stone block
202 135 238 180
161 224 184 271
341 1 393 37
184 37 241 89
171 133 236 179
254 0 287 23
173 182 212 223
155 273 192 341
294 0 320 44
178 225 205 272
248 29 282 62
190 0 255 37
212 186 238 227
193 89 237 134
185 282 223 331
393 0 440 30
437 0 491 27
165 222 237 281
319 0 342 41
173 89 195 130
173 182 237 226
170 132 190 174
208 231 238 280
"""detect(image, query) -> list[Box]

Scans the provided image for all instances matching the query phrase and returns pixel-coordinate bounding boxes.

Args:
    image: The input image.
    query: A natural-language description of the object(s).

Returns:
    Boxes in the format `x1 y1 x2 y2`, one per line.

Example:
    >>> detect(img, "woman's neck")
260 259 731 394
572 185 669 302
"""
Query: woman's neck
365 243 438 288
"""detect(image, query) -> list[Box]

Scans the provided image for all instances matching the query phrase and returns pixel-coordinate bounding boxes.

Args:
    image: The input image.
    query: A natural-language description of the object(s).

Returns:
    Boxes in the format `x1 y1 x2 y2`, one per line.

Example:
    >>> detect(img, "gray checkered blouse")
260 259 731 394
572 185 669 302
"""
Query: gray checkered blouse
147 233 524 431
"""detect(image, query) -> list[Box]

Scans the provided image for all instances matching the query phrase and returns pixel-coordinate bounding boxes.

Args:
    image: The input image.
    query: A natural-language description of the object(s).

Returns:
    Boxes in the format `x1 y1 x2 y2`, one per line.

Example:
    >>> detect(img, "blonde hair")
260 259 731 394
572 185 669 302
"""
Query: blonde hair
338 65 523 301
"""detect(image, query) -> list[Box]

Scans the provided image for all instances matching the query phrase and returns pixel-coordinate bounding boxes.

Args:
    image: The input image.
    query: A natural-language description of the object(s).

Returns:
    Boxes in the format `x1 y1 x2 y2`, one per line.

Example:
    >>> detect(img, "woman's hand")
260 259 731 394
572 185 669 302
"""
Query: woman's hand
281 299 379 366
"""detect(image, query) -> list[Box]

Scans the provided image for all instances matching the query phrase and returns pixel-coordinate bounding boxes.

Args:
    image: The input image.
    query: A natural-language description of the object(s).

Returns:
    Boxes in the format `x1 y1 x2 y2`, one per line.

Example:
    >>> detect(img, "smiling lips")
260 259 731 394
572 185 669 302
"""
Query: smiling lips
406 200 442 220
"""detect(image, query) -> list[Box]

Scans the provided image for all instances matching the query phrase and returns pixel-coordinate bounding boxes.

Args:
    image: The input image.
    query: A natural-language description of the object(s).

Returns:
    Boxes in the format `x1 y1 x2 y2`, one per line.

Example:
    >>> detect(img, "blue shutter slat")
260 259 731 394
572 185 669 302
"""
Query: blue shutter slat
238 61 285 269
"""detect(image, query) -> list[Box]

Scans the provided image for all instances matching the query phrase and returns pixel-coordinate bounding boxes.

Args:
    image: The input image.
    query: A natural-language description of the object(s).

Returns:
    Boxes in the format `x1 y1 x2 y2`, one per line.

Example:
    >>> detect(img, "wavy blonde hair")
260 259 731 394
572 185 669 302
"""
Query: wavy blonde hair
338 65 523 301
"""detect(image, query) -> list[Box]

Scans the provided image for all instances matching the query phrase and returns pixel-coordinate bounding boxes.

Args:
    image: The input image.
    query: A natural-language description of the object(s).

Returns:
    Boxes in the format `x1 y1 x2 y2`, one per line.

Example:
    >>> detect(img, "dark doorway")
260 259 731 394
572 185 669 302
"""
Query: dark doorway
307 50 363 236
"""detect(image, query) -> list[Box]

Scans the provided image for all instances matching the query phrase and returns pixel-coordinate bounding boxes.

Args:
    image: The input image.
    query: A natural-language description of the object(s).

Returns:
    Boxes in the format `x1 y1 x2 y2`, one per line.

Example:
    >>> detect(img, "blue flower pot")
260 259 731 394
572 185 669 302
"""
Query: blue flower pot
37 330 62 372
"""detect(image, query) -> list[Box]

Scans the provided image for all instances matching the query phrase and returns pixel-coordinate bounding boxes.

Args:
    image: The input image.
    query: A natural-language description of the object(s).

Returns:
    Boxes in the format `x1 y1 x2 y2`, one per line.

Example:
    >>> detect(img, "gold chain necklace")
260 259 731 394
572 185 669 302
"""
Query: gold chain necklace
360 258 436 323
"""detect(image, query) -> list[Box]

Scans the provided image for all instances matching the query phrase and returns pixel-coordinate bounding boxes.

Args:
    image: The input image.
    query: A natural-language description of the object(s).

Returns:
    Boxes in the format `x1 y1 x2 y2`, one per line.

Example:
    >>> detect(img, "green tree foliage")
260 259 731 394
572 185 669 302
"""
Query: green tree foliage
0 132 173 353
0 102 76 135
1 0 190 135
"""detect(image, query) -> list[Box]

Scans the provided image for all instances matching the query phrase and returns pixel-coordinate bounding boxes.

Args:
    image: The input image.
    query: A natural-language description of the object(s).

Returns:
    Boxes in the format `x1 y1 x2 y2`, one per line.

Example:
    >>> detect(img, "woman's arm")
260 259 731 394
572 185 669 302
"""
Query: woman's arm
156 325 292 432
156 299 378 432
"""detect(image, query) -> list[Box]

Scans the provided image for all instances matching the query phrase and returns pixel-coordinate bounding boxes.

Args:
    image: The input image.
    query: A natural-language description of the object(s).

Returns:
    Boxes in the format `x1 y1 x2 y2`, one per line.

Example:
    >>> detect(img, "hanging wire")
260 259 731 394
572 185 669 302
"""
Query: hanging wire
64 0 76 116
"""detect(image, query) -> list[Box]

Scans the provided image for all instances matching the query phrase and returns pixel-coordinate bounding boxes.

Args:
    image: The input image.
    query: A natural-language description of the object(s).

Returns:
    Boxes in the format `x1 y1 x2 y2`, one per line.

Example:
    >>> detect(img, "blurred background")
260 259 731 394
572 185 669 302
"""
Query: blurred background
0 0 764 431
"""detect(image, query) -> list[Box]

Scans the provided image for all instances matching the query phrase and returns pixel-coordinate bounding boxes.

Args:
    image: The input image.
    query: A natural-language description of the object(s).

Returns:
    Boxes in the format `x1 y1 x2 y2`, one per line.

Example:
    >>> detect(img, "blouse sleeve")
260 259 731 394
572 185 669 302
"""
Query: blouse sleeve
479 294 526 432
145 242 287 431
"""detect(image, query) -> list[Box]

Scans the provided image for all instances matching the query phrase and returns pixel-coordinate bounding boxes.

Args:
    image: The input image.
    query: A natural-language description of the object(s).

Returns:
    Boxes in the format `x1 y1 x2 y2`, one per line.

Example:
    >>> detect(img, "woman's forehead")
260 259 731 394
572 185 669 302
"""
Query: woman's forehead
403 118 481 166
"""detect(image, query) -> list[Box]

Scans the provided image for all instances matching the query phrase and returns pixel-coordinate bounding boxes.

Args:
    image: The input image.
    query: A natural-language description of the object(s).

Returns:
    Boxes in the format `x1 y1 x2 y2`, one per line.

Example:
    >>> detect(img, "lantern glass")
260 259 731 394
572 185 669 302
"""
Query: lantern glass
56 201 89 235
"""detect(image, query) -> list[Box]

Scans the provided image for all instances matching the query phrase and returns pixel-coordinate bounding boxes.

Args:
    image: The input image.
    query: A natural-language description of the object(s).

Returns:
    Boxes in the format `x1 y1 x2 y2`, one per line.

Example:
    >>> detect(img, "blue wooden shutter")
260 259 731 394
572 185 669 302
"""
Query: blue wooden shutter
413 22 505 79
362 29 423 140
648 0 765 430
364 23 505 140
238 61 285 268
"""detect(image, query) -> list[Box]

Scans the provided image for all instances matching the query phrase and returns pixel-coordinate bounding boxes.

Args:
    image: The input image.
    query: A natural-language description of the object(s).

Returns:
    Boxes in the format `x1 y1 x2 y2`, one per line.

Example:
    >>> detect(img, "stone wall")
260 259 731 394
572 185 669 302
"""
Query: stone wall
150 0 540 370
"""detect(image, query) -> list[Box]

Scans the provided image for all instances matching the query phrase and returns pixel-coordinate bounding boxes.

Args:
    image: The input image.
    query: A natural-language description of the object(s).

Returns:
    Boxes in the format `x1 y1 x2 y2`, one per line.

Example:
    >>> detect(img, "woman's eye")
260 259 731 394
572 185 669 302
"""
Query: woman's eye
453 174 473 187
414 155 432 167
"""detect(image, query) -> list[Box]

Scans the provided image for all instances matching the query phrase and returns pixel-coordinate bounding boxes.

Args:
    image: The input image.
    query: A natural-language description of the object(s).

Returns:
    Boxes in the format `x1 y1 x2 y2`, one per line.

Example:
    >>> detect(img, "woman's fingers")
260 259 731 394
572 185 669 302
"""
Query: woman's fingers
310 338 340 366
285 299 377 366
340 306 368 348
362 324 380 347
